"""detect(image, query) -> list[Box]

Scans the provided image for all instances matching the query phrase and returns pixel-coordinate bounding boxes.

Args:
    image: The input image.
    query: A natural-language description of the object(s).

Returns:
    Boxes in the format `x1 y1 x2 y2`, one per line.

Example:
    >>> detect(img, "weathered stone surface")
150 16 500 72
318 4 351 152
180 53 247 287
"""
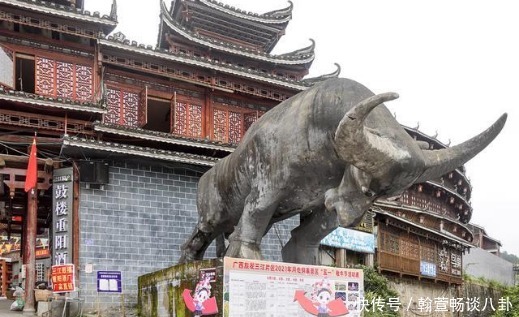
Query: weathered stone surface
180 78 506 265
138 258 223 317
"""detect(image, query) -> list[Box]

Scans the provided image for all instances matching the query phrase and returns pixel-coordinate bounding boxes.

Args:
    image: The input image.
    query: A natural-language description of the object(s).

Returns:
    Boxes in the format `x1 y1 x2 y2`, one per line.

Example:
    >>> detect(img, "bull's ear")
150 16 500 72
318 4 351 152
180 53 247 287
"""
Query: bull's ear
414 113 507 184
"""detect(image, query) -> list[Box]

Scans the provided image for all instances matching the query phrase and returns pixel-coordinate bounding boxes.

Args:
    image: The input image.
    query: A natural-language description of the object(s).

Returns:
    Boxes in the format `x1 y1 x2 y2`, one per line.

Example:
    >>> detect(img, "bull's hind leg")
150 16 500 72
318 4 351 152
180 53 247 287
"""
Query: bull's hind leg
281 207 339 264
179 226 218 263
226 190 281 259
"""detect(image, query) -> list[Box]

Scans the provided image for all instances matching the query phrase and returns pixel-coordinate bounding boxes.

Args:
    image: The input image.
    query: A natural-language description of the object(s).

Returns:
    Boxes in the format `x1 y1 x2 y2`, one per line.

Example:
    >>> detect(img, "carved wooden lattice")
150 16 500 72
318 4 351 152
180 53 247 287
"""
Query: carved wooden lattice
188 104 203 138
212 106 265 144
381 231 400 254
173 102 187 135
104 88 121 125
172 101 203 138
244 111 262 133
213 108 227 142
420 242 436 262
35 57 55 96
122 91 139 127
35 56 93 101
75 65 93 101
138 87 148 127
400 236 419 259
228 111 243 144
56 61 74 99
104 87 140 127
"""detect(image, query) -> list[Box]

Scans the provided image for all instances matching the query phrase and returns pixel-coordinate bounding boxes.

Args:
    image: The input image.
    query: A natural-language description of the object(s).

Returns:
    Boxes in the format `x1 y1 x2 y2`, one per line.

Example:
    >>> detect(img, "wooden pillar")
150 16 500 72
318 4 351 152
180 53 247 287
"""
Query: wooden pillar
1 260 7 297
23 189 37 314
335 248 346 268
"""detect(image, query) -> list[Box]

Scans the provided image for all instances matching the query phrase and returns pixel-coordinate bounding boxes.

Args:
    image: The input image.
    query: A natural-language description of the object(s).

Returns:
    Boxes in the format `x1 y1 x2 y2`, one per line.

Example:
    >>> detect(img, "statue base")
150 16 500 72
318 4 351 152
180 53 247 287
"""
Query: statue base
138 258 364 317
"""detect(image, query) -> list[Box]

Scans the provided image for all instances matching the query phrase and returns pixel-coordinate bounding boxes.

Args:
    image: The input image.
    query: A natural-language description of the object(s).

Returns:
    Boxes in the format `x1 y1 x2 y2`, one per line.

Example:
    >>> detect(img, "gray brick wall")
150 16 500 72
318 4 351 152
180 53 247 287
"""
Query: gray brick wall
78 160 298 309
463 247 515 286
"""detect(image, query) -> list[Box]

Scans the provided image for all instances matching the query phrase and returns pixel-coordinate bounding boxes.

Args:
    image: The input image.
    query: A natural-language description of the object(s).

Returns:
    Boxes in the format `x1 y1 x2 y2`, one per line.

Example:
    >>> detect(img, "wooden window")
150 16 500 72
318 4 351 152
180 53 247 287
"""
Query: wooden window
172 97 203 138
212 103 263 144
34 56 93 101
104 86 144 128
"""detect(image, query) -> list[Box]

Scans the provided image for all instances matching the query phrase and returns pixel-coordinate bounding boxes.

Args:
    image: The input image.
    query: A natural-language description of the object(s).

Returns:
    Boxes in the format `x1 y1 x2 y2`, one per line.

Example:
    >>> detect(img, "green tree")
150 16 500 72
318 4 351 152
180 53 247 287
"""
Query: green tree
500 251 519 264
493 284 519 317
362 266 400 317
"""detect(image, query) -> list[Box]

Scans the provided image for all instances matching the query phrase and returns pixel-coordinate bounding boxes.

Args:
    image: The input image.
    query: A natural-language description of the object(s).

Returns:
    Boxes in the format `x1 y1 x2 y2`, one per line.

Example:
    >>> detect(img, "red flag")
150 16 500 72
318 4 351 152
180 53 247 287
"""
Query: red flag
24 136 38 192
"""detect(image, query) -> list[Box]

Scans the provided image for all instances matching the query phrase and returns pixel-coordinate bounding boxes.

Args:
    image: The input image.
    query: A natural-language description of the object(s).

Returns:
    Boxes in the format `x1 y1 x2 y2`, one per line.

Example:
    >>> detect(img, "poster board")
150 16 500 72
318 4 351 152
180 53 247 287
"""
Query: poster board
223 257 364 317
51 264 75 293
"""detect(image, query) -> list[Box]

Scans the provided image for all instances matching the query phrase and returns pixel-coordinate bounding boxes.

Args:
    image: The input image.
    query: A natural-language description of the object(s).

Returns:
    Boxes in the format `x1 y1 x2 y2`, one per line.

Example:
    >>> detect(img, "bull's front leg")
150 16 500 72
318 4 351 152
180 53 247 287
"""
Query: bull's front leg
226 189 281 260
281 207 339 265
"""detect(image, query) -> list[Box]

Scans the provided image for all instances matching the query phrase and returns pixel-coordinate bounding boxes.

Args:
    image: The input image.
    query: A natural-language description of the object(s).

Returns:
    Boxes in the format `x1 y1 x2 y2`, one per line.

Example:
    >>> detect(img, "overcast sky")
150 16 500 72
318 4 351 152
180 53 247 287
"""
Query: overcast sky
86 0 519 255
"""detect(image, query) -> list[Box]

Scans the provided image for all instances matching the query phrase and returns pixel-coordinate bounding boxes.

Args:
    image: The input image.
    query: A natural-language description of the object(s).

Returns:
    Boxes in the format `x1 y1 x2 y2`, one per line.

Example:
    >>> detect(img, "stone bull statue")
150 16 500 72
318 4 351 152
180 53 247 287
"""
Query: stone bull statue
179 78 506 265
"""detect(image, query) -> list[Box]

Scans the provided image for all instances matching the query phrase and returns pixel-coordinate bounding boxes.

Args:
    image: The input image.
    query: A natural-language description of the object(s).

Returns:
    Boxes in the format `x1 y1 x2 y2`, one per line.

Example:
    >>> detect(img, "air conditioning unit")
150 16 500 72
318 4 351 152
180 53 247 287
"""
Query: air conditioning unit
78 161 109 184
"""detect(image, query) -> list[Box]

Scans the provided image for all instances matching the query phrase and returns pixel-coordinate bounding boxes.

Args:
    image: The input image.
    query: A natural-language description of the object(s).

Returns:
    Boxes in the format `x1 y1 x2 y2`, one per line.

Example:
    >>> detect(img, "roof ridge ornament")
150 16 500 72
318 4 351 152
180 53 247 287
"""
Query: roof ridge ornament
110 0 118 22
301 63 342 85
112 31 126 42
262 0 293 18
277 39 315 58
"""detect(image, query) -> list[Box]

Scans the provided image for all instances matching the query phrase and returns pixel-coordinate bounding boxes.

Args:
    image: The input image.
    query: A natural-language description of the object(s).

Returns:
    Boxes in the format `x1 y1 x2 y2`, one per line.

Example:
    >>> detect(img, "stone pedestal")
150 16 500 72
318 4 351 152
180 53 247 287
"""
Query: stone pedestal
138 258 223 317
138 257 365 317
36 301 51 317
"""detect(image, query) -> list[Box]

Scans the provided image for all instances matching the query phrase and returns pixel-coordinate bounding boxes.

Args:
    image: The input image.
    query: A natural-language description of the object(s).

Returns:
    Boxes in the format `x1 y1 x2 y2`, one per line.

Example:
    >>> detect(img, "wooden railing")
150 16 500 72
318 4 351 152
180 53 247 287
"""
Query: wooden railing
378 251 463 284
378 251 420 276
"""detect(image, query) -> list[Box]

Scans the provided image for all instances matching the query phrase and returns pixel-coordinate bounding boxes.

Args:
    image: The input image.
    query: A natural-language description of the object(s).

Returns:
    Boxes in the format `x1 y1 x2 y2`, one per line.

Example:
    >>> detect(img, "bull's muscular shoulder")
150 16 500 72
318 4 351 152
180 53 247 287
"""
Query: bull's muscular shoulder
240 78 376 146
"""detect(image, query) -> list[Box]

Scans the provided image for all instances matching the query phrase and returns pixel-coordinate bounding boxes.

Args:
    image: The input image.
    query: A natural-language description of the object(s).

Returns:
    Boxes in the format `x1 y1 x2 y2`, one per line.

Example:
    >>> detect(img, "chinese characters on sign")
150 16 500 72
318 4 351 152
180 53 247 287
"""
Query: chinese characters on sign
223 257 364 317
321 227 375 253
97 271 123 293
52 168 74 265
51 264 75 292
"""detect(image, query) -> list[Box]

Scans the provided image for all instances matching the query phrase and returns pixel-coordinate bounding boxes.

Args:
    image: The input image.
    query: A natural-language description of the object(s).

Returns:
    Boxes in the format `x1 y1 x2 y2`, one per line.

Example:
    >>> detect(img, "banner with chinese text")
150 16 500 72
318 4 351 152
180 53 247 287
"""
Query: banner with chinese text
52 167 74 265
51 264 75 292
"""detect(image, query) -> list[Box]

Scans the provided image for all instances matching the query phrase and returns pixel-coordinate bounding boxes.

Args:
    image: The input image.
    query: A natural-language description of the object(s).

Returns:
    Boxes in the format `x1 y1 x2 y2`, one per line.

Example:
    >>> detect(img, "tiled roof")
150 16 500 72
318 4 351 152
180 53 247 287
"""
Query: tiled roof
62 136 219 167
99 37 310 91
0 0 117 28
301 63 342 85
198 0 292 24
0 86 105 114
94 122 235 153
374 206 473 247
160 1 313 65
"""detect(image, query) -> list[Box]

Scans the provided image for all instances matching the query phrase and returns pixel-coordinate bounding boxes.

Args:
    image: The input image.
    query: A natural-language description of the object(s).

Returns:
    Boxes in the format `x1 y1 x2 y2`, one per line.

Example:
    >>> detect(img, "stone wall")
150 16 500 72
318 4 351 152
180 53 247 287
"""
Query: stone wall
464 247 515 286
78 160 298 310
388 276 505 317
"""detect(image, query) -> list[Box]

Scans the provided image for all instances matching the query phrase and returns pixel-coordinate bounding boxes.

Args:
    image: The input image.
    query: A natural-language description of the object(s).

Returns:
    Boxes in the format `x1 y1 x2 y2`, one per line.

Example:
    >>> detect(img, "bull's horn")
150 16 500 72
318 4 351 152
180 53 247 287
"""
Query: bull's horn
414 113 507 184
334 92 400 177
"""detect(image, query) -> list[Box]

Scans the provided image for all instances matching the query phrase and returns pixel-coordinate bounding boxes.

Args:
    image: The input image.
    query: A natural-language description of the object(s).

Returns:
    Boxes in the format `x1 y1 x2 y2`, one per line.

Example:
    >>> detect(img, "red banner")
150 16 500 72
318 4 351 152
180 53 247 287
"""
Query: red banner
24 136 38 192
51 264 75 293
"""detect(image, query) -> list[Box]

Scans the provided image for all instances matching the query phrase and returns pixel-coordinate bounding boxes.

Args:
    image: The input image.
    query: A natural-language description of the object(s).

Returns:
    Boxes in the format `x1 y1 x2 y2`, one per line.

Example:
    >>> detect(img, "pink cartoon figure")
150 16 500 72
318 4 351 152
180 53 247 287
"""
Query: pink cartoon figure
183 276 218 316
294 278 349 317
313 279 333 317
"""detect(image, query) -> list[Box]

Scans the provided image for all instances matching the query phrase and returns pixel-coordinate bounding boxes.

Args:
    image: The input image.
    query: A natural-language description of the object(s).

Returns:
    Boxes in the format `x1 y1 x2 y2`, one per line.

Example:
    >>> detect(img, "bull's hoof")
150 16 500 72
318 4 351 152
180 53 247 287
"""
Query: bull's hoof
226 240 262 259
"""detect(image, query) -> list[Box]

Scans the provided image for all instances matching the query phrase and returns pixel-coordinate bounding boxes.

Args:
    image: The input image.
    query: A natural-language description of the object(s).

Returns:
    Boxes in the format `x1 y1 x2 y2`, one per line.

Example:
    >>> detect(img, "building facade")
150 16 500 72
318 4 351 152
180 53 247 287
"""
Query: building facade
0 0 484 312
0 0 339 310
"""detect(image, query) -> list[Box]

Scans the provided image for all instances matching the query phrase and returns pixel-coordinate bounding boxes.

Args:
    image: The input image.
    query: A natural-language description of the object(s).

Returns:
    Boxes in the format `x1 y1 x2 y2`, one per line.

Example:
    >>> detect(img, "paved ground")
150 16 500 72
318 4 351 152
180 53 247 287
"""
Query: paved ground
0 297 25 316
1 296 139 317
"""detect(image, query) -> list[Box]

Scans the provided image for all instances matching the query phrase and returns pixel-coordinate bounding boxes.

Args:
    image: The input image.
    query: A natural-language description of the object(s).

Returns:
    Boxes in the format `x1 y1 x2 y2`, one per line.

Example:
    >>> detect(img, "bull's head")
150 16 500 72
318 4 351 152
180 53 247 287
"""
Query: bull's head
330 92 506 225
